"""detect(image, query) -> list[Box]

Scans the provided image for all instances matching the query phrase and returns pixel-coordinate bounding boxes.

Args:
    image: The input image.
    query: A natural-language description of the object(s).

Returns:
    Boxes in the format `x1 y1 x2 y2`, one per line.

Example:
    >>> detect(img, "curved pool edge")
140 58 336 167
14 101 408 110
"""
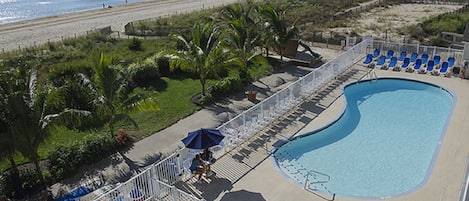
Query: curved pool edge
270 77 457 200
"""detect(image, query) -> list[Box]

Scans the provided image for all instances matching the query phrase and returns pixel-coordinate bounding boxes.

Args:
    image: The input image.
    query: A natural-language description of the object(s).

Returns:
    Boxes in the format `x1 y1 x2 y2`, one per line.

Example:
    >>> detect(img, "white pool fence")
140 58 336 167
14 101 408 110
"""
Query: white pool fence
89 38 464 201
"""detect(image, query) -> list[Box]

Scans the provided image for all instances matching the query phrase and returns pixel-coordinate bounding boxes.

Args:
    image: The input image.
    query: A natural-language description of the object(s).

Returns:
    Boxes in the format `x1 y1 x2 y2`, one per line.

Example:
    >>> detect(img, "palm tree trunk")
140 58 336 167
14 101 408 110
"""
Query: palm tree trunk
8 156 19 175
200 78 206 96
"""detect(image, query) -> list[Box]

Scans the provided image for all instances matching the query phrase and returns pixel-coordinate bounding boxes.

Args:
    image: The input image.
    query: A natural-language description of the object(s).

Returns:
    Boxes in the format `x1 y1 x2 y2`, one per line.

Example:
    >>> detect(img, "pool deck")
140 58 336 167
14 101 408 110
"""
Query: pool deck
179 63 469 201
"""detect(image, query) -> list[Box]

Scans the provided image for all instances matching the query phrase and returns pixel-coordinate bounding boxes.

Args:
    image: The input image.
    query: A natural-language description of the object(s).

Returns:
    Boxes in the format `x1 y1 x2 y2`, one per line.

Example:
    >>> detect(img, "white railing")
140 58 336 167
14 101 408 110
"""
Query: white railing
95 37 466 200
90 38 370 201
217 38 368 152
90 151 203 201
371 40 464 66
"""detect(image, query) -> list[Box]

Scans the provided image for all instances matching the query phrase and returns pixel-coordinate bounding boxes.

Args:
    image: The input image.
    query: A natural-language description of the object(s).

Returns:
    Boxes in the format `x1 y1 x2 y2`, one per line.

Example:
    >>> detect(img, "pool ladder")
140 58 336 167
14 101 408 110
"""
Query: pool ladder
276 151 336 200
304 170 336 200
368 70 378 82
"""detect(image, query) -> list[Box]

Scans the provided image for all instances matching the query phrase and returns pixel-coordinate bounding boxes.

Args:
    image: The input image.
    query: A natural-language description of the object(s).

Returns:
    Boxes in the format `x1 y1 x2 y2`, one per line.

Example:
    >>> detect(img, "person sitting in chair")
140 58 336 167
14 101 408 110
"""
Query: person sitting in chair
189 154 206 182
201 148 216 174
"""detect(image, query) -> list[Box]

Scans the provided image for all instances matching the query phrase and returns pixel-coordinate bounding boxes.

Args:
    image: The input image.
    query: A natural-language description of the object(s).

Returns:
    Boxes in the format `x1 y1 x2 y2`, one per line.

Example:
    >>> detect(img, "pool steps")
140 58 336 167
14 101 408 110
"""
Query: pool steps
275 149 336 200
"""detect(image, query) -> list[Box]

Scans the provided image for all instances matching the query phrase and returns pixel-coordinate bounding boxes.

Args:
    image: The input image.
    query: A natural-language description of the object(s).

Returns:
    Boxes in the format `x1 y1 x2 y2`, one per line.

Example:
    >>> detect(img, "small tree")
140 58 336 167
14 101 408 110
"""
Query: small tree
225 18 271 95
167 22 234 97
77 53 160 137
258 5 299 61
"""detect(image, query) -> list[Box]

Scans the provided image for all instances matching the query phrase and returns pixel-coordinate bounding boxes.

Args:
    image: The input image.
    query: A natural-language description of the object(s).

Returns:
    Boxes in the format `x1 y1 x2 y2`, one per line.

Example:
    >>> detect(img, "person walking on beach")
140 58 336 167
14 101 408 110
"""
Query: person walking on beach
103 3 105 8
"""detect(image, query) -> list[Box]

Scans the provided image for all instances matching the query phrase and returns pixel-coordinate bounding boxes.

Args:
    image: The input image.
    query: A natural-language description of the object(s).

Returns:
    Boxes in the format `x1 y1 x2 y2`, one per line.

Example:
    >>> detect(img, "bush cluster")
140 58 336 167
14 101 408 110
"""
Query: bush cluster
0 169 51 198
127 55 161 87
200 77 244 104
48 134 115 180
128 37 143 51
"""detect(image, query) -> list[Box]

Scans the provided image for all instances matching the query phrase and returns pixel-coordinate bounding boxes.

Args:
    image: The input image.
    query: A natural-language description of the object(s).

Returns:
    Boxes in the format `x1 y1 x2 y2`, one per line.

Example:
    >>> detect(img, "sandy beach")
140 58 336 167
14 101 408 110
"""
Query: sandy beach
331 4 462 42
0 0 238 52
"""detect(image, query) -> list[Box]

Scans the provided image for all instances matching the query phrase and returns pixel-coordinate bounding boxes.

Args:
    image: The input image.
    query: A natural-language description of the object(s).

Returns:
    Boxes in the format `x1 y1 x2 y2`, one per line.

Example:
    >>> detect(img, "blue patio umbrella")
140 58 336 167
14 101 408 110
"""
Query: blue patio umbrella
181 128 225 149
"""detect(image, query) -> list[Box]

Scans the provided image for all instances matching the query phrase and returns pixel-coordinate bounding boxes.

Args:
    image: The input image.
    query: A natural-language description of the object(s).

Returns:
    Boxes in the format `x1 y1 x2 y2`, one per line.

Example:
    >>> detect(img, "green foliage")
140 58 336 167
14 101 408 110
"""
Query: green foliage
48 134 115 179
19 169 44 191
421 13 469 35
0 171 12 197
206 76 244 99
0 168 52 198
127 55 160 87
128 37 143 51
125 8 220 36
429 35 450 47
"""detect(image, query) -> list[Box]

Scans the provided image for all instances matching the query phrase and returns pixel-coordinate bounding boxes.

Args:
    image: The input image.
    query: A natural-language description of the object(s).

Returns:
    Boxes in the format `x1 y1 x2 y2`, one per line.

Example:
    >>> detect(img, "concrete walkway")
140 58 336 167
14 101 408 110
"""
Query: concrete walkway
186 64 469 201
50 45 344 198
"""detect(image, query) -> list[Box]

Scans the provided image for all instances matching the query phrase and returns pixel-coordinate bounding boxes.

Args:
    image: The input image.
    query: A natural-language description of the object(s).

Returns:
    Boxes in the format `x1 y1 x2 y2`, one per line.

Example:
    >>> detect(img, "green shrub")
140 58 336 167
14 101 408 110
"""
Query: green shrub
206 77 244 99
48 134 115 180
0 171 12 197
128 37 143 51
127 55 160 87
428 35 450 47
156 56 171 76
19 169 43 191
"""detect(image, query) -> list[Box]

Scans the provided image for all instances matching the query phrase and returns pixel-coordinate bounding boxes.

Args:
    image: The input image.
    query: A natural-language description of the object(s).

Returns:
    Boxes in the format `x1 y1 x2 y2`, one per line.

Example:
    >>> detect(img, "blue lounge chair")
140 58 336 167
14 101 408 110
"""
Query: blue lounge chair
384 56 398 70
363 54 373 65
408 59 422 72
433 55 441 66
435 61 450 76
421 60 435 74
421 53 429 64
398 51 407 61
409 52 418 62
372 49 380 58
447 56 455 67
395 57 410 71
375 55 386 68
386 50 395 59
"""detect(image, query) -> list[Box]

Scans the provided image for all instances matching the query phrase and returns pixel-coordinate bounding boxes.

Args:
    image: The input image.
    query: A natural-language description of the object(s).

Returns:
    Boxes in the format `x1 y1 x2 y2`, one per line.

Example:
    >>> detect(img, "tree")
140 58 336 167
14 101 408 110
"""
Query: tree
77 53 160 137
0 118 26 199
0 64 92 179
225 18 271 95
258 5 299 61
167 22 233 97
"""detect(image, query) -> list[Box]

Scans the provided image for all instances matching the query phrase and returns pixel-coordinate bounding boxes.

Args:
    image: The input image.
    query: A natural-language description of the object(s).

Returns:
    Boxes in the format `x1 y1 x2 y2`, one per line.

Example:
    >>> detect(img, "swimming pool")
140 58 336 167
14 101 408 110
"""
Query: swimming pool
273 78 455 199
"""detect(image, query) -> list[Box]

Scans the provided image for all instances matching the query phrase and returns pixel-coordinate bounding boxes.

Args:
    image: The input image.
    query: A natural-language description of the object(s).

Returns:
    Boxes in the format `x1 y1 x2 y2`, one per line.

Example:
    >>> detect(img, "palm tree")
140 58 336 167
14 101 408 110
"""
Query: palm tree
77 53 160 137
225 18 271 96
0 119 26 198
167 22 233 97
218 1 256 26
0 65 92 178
258 5 299 61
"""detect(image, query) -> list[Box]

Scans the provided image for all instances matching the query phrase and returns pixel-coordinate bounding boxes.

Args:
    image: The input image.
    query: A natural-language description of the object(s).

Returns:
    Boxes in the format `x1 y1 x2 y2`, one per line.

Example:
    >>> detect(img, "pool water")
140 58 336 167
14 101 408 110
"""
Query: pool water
273 78 455 199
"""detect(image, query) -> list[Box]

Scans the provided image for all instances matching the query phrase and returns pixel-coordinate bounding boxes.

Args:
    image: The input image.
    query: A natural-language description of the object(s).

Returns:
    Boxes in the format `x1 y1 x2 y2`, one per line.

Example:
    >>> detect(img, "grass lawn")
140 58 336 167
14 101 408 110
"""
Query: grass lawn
0 77 204 172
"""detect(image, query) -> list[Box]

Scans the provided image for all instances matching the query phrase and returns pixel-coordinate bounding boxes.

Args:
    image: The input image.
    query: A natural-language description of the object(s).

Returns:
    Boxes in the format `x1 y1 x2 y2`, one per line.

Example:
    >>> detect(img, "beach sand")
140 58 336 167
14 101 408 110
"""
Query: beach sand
331 4 462 42
0 0 238 52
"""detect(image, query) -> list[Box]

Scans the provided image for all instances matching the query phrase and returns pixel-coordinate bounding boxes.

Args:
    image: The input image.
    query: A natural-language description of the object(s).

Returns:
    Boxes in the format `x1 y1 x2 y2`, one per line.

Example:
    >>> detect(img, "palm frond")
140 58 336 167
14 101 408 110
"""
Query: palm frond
41 109 92 129
122 94 160 113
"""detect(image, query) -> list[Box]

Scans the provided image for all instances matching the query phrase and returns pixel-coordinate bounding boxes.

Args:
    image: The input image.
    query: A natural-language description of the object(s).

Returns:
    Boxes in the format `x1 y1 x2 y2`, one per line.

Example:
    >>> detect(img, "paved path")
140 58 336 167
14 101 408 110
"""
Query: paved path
50 45 343 198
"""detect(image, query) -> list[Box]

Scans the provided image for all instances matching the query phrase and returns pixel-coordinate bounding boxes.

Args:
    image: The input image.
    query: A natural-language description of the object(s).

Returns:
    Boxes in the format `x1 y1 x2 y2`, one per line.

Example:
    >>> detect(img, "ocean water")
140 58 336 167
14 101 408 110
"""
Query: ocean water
0 0 143 25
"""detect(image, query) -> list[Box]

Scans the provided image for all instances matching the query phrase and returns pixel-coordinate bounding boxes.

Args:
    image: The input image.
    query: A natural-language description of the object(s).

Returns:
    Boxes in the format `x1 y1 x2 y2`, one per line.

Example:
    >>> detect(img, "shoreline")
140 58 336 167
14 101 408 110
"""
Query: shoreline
0 0 238 52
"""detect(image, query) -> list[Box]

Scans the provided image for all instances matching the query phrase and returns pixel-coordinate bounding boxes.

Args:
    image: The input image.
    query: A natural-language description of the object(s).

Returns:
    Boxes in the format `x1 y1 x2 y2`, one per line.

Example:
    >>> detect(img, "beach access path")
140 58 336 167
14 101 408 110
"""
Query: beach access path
0 0 238 52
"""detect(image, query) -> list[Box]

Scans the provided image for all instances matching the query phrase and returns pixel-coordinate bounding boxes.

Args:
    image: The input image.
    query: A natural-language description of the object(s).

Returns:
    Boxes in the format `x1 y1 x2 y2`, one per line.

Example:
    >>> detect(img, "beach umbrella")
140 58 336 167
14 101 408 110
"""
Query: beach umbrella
181 128 224 149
